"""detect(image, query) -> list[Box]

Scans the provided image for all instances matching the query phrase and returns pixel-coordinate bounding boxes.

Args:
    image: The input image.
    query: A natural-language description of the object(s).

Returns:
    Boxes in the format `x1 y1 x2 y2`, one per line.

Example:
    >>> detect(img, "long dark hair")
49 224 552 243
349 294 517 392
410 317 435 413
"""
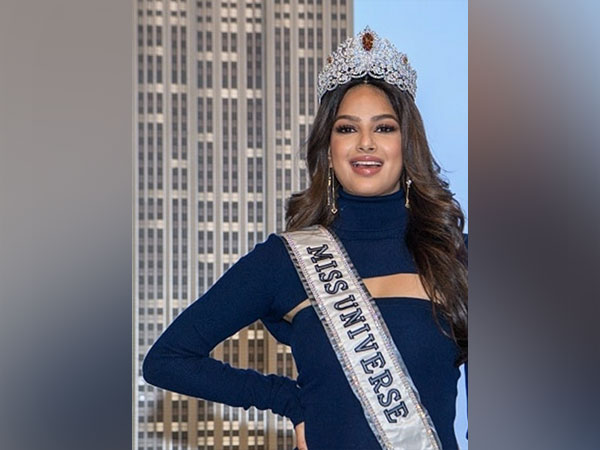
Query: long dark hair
286 77 468 366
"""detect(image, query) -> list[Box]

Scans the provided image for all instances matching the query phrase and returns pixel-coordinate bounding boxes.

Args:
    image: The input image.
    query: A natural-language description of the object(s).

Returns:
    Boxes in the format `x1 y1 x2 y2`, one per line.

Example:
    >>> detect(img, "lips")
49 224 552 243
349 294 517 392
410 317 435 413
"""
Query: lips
350 156 383 167
349 156 383 176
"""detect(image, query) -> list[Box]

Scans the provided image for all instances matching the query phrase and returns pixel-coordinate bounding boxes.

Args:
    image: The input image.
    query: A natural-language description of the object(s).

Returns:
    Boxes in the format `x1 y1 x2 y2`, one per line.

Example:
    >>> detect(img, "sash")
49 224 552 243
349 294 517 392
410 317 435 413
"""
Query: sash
280 225 442 450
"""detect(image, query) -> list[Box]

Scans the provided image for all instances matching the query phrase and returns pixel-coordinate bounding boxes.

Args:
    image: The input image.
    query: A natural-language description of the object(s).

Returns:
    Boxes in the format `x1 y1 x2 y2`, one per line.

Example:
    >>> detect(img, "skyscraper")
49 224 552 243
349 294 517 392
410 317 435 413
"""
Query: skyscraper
134 1 352 449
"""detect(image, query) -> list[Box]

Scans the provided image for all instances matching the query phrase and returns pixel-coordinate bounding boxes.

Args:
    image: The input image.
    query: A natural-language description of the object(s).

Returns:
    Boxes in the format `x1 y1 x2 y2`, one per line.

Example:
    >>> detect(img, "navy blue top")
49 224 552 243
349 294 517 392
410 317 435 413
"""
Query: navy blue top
143 187 467 449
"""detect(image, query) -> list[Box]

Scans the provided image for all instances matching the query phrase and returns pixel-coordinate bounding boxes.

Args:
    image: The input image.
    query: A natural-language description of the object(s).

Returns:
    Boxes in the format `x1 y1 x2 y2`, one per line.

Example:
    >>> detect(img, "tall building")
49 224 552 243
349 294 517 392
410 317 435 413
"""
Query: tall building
134 1 352 449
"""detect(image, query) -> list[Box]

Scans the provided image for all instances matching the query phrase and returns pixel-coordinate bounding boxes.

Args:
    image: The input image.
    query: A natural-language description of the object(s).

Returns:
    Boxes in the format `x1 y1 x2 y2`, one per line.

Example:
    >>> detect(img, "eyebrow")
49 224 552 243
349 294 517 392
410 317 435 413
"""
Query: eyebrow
334 114 399 123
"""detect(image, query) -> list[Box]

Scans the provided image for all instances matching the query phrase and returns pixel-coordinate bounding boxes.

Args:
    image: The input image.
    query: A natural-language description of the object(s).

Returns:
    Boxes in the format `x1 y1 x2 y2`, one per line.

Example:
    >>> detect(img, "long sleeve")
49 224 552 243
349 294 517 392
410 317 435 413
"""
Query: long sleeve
142 234 305 426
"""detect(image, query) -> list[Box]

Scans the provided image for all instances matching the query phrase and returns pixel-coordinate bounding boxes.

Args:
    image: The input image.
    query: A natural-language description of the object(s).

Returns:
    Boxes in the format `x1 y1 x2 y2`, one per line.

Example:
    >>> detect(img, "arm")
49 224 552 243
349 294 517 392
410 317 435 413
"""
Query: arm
142 234 304 425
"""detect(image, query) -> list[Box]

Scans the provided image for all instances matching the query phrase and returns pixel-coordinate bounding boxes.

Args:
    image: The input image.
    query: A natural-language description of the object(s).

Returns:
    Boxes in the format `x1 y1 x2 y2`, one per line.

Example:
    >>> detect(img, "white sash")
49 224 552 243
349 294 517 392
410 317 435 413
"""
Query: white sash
281 225 442 450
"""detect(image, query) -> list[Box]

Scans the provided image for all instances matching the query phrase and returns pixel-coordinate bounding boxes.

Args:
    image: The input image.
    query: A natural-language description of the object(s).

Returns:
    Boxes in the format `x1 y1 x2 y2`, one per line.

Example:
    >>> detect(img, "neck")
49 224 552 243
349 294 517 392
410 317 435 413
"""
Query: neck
330 187 409 237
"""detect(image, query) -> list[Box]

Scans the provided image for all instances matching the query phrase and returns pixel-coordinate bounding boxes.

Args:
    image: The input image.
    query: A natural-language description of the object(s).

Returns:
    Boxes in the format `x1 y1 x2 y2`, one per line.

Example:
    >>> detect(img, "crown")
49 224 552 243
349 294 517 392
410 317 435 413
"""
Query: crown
317 26 417 102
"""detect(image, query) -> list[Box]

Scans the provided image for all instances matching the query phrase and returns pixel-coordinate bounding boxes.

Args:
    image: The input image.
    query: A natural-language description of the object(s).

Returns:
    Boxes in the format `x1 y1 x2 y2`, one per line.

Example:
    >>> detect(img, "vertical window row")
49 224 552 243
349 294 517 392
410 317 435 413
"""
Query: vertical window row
308 57 315 115
254 32 262 88
171 94 179 159
222 99 229 191
247 99 254 148
207 142 213 192
198 141 204 192
275 28 282 130
171 26 178 83
172 198 179 299
255 98 262 149
231 98 238 193
246 32 253 89
284 27 291 130
299 59 306 115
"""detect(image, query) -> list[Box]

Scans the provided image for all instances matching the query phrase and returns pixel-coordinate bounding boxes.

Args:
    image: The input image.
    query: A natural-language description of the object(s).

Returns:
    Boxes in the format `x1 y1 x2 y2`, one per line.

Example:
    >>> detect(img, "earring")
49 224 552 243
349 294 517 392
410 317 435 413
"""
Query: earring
405 177 412 208
328 167 338 214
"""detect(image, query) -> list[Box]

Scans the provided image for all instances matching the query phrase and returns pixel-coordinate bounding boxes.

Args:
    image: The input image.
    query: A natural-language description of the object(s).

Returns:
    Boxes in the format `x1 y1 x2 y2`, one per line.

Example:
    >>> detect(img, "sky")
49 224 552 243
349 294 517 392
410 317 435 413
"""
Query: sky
353 1 469 447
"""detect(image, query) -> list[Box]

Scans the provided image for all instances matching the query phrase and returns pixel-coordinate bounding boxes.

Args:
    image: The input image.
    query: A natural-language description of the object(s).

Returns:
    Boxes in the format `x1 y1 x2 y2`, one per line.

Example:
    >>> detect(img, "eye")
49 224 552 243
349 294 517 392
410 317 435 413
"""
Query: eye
335 124 356 134
375 124 398 133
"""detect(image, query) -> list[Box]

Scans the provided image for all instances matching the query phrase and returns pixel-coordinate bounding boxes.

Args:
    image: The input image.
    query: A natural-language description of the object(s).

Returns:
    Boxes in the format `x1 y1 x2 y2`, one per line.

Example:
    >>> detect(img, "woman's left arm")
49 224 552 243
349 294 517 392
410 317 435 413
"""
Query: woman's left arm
142 234 304 425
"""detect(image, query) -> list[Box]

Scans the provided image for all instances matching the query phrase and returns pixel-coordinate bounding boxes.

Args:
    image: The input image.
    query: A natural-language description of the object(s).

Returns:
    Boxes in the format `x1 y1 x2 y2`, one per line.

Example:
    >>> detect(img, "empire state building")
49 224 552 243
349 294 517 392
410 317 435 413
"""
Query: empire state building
134 0 352 449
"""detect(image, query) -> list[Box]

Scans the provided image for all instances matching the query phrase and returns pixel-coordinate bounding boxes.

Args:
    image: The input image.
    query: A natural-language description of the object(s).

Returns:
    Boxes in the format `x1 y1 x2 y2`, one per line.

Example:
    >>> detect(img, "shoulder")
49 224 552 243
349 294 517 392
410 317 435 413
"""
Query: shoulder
213 233 291 295
247 232 308 324
257 226 323 254
245 232 291 263
240 233 300 290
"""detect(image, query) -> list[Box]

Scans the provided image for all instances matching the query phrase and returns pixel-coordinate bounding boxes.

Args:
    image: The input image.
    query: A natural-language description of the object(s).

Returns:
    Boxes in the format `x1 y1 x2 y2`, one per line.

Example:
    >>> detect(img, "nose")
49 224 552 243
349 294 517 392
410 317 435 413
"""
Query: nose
357 131 375 152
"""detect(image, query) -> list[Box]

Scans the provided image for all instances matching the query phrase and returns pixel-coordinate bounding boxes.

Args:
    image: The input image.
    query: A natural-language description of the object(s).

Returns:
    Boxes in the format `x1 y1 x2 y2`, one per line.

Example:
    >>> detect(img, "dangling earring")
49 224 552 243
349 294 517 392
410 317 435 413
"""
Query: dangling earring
405 177 412 208
328 167 338 214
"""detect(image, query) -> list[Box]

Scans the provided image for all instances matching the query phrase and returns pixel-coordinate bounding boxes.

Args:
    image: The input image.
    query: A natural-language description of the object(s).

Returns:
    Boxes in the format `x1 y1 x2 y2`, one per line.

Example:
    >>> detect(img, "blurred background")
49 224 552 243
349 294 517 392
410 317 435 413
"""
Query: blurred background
4 1 599 450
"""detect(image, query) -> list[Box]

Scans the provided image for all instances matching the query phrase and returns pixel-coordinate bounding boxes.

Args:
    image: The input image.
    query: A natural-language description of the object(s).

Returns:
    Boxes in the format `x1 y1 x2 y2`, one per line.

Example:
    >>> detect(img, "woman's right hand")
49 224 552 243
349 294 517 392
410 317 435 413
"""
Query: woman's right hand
295 421 308 450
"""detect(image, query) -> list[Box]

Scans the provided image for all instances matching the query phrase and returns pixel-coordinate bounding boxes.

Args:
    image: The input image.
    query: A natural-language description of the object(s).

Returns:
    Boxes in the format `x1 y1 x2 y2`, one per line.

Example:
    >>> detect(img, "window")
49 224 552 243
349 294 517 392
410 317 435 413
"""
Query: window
207 31 212 51
222 62 228 88
257 201 263 221
222 32 228 52
231 61 237 88
207 233 214 253
207 62 213 89
157 94 163 114
224 233 229 252
207 201 213 221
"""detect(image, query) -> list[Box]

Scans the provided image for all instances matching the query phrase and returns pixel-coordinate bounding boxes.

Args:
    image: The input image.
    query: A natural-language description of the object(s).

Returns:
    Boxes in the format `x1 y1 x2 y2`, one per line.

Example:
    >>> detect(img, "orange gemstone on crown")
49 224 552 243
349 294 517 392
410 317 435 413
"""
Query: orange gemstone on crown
362 32 374 51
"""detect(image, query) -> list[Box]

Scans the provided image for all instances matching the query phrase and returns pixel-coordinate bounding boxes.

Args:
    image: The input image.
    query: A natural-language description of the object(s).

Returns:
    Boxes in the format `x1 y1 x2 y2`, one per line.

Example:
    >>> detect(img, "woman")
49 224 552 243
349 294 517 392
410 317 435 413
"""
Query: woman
143 27 468 450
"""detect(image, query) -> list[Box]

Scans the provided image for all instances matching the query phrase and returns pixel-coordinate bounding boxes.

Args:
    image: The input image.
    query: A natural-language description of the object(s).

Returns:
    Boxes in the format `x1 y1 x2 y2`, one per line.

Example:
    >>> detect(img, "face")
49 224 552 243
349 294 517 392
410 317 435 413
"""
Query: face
329 84 403 197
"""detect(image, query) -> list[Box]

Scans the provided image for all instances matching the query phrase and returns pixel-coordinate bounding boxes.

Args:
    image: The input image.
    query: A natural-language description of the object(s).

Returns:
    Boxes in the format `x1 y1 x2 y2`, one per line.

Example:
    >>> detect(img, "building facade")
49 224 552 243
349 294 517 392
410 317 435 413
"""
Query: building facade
134 0 352 448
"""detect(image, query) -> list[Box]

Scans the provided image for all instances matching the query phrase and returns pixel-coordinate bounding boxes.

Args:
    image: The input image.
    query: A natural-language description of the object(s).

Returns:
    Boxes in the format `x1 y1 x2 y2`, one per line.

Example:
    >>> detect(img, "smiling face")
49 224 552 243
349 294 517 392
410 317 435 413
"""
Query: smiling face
329 84 403 197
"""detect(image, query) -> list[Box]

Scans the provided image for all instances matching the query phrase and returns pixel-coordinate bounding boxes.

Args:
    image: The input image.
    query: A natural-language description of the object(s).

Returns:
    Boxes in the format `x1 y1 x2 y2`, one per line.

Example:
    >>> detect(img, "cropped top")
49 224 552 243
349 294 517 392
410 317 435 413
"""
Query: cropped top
143 187 467 449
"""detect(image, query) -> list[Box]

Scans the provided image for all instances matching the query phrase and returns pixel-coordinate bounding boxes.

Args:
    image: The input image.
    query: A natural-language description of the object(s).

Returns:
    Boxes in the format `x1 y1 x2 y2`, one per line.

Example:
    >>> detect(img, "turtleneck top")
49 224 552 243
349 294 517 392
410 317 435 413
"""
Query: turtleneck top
143 187 466 450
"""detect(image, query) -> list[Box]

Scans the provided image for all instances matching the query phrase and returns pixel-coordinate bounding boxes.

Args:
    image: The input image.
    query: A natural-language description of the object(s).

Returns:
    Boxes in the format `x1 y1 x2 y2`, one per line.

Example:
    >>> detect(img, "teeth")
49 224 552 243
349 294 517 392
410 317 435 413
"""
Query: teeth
352 161 382 167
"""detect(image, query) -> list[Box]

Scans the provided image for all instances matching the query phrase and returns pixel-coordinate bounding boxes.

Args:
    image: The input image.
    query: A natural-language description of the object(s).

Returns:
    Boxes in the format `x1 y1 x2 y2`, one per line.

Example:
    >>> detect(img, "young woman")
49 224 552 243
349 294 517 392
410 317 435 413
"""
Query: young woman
143 28 468 450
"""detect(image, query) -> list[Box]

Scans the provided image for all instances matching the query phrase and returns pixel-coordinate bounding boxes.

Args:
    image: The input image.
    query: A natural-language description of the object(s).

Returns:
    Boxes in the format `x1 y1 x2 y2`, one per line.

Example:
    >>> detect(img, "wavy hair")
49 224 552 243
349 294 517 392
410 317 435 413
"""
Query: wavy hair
286 77 468 366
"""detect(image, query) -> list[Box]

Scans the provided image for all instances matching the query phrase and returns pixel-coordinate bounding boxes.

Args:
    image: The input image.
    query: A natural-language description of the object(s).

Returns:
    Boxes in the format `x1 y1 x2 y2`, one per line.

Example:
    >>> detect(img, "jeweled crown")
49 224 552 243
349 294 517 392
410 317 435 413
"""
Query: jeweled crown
317 26 417 102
